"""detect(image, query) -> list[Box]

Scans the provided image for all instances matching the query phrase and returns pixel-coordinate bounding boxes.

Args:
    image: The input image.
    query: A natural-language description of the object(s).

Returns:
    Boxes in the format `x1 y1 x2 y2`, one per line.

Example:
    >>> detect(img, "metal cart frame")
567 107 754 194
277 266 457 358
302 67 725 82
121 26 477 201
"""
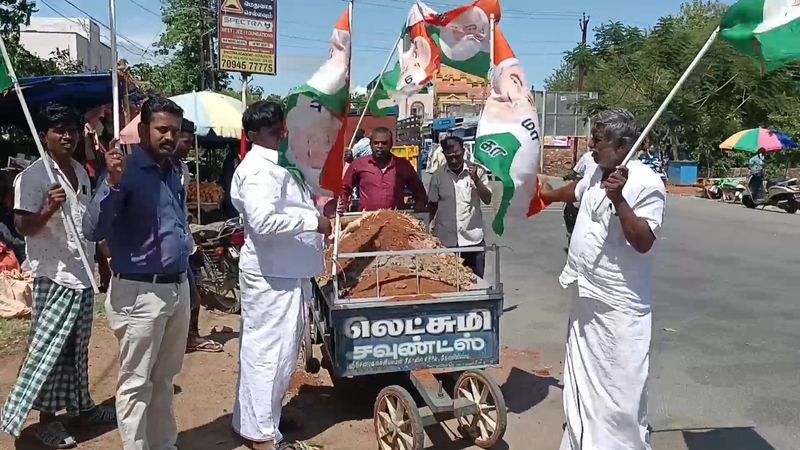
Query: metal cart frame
307 239 508 450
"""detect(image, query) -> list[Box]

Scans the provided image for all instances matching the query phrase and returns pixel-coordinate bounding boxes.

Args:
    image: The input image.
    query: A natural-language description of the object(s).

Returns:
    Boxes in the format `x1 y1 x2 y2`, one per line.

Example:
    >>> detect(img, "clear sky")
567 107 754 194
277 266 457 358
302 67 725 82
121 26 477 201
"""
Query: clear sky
33 0 734 95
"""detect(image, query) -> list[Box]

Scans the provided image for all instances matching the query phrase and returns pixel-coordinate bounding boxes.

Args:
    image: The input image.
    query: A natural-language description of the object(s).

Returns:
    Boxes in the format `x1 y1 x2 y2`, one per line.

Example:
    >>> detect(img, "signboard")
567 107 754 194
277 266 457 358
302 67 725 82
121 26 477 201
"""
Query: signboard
332 304 501 377
544 136 573 148
218 0 277 75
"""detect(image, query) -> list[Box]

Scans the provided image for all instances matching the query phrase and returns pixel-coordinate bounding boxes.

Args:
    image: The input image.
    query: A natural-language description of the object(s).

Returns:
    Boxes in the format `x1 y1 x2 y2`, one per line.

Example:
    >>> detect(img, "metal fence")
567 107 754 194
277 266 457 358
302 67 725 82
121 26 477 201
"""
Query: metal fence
533 91 597 137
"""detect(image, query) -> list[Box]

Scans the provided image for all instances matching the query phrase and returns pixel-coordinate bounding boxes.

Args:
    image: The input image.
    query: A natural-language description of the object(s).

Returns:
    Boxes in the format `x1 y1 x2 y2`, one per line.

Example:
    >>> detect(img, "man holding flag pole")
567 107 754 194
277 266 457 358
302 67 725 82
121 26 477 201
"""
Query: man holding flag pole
0 38 112 448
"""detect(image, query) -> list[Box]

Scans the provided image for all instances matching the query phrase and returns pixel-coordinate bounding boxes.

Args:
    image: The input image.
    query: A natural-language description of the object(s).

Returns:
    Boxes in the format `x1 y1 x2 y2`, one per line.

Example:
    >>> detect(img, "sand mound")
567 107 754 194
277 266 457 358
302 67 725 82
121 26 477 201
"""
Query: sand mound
319 211 476 299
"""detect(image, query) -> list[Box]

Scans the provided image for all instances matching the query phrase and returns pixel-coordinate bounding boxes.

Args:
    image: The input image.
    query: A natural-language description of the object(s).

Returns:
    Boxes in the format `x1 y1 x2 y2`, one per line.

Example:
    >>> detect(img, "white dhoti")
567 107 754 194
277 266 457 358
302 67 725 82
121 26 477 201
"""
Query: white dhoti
233 271 308 443
560 297 652 450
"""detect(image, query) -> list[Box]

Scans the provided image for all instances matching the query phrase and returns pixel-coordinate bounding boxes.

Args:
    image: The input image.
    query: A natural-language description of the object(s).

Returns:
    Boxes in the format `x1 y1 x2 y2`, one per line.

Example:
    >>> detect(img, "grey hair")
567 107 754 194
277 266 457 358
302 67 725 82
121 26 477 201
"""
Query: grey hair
591 109 640 151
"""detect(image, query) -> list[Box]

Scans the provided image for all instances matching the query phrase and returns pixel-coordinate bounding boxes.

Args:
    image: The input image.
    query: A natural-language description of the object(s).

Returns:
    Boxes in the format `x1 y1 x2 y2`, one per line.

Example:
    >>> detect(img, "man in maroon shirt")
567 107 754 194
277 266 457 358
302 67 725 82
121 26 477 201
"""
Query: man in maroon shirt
341 127 428 212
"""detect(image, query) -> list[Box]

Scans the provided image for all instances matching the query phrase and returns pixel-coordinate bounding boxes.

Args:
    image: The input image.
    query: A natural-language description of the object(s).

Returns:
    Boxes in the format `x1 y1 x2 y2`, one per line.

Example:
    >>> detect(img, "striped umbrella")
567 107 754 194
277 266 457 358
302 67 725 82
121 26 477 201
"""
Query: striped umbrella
719 128 798 153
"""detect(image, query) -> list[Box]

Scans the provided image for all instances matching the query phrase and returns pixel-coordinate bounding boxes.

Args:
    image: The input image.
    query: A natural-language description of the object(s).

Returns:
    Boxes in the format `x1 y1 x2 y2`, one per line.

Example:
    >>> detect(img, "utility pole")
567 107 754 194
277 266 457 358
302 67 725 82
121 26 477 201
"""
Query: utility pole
199 0 206 90
577 12 590 91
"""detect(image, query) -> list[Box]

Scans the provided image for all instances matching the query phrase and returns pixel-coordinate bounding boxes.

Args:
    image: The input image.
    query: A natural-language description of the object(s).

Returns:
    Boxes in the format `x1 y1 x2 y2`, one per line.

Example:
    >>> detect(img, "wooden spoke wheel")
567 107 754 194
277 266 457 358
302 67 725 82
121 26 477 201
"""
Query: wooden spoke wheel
454 369 507 448
373 385 424 450
302 307 321 374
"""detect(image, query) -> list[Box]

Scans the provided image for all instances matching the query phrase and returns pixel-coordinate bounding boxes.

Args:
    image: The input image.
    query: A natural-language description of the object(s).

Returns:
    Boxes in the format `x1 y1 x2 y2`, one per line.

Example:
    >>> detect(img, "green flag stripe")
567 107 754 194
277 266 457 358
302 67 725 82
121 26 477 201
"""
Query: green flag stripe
287 83 349 116
0 59 13 91
475 132 523 236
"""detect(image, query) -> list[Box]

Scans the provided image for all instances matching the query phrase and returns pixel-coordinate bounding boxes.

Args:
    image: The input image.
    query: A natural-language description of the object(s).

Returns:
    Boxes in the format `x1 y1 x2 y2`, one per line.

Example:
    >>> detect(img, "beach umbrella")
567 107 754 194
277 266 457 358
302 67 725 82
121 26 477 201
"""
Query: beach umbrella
719 128 798 153
120 91 243 144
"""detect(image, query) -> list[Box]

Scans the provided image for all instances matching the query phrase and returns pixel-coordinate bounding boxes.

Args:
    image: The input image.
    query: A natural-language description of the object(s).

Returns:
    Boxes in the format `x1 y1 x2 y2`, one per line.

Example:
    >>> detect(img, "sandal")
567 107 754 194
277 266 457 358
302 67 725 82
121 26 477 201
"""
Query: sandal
79 405 117 425
34 421 77 449
187 339 224 353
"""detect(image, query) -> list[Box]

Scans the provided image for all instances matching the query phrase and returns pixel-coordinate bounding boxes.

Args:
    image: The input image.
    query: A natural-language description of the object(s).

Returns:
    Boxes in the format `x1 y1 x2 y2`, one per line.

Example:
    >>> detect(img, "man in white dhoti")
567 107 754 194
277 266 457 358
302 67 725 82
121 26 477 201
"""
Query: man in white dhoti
230 101 331 450
540 109 666 450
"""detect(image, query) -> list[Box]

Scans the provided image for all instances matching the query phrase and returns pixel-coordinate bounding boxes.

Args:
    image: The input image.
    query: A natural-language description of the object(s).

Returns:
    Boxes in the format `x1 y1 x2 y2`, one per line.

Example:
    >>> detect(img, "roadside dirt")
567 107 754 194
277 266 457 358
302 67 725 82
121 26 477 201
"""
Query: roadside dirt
0 307 564 450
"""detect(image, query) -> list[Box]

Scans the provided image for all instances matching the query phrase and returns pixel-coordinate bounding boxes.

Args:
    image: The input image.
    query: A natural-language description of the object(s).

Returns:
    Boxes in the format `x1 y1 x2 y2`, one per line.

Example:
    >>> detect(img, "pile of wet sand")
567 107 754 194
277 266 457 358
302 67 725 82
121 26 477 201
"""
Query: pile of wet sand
319 211 476 299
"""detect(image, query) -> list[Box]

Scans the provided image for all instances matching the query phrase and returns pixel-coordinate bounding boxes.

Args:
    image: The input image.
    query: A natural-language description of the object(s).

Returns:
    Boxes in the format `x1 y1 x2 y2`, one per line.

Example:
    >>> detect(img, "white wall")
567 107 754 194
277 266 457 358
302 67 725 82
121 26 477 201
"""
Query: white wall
20 17 112 71
398 91 434 121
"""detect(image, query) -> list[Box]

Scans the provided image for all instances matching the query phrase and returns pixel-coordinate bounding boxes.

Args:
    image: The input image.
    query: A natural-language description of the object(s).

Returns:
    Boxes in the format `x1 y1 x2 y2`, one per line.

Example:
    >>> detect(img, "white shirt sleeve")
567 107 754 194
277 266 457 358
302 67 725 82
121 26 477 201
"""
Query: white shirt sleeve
574 171 592 203
14 167 45 214
632 182 666 237
231 168 319 237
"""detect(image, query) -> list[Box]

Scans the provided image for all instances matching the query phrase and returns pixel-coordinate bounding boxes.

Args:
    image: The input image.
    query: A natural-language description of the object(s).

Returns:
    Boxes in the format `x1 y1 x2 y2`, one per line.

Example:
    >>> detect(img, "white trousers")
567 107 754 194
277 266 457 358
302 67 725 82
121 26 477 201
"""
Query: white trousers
105 277 190 450
233 271 307 443
560 297 652 450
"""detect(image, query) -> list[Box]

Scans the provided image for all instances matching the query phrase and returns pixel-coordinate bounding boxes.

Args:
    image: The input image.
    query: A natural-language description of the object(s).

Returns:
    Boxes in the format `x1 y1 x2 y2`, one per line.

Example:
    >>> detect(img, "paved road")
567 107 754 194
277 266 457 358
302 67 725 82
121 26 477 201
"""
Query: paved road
485 194 800 450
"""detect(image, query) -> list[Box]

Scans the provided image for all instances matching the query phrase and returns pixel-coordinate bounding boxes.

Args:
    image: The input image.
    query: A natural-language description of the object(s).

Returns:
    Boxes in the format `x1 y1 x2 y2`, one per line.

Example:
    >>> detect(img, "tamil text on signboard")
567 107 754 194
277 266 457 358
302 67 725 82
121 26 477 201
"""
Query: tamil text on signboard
337 309 499 375
218 0 276 75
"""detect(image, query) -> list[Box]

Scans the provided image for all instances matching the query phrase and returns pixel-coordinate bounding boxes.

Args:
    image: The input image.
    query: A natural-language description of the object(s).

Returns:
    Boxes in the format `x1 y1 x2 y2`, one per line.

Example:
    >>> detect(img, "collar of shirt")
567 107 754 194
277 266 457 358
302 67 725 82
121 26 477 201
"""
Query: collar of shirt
445 164 468 177
249 144 279 164
368 154 396 171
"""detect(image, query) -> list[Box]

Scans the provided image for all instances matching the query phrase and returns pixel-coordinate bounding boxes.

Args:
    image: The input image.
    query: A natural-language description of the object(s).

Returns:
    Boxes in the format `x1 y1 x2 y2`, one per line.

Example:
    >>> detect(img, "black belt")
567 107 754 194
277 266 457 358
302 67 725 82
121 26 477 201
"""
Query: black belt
114 272 187 284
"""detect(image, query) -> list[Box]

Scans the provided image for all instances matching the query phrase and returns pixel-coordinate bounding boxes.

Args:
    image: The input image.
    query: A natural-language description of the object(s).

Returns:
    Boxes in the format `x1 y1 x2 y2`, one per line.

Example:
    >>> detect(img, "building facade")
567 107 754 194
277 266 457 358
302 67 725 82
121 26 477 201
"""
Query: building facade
397 89 434 121
21 18 112 71
433 66 488 118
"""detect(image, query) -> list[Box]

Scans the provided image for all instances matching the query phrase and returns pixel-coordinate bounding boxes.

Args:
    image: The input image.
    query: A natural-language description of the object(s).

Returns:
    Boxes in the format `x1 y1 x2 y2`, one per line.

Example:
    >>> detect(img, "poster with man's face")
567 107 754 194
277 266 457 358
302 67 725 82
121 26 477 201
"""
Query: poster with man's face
437 7 489 62
285 94 343 194
397 29 436 95
484 60 537 121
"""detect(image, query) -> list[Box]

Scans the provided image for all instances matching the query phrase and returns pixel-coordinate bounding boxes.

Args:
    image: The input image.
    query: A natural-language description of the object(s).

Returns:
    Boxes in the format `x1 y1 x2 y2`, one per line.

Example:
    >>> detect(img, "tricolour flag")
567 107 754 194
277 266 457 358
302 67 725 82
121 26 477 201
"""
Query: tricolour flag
721 0 800 72
393 2 441 97
280 8 350 196
425 0 501 78
367 62 401 117
475 26 544 236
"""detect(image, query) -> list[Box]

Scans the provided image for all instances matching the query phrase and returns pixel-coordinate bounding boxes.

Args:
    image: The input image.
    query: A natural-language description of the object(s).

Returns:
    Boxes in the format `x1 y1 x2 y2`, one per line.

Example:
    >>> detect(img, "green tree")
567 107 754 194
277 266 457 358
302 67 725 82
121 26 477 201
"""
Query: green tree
0 0 84 78
544 0 800 176
544 62 576 91
219 85 265 106
132 0 229 96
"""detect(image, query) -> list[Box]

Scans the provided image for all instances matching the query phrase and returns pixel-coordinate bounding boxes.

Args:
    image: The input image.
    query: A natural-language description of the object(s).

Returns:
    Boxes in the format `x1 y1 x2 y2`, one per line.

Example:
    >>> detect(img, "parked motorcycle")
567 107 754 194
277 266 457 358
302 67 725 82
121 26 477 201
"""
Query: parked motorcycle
190 217 244 313
742 176 800 214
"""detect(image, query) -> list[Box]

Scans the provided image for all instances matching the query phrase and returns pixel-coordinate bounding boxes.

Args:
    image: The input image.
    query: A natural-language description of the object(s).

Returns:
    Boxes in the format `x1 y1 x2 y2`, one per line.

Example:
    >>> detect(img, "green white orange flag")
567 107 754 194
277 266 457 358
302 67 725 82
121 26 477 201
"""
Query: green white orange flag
475 27 545 236
280 8 350 196
394 2 441 96
721 0 800 72
367 62 401 117
425 0 501 78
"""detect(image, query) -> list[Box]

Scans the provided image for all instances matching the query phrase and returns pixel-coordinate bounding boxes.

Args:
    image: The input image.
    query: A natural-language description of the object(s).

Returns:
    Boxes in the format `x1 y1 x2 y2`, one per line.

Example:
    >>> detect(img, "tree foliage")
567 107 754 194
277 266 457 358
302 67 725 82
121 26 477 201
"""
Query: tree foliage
0 0 84 78
131 0 229 96
546 0 800 176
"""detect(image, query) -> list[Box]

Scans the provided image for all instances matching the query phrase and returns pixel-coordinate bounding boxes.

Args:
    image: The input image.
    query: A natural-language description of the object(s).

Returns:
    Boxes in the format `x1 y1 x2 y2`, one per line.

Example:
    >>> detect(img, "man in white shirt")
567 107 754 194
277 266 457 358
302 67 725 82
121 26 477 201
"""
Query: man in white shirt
230 101 331 450
426 133 448 175
563 150 598 245
541 110 666 450
428 136 492 277
1 103 116 447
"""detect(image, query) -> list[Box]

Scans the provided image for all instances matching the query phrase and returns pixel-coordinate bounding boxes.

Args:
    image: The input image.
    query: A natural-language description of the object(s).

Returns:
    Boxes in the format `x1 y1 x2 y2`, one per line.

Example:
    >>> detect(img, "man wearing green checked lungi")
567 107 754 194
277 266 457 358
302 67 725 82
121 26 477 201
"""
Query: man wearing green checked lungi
1 103 116 448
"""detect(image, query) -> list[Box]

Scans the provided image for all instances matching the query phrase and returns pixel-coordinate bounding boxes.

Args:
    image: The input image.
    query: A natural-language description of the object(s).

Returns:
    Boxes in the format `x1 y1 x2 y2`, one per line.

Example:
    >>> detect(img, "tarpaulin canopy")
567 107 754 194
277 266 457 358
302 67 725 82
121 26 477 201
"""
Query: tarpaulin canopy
0 73 143 127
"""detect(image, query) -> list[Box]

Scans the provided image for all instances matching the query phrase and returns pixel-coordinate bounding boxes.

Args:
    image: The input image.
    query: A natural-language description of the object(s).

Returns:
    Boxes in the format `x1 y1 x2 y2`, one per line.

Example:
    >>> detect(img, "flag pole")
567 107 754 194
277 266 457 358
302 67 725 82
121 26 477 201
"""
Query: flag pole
622 27 720 166
590 27 719 214
346 35 401 150
109 0 121 139
333 0 355 286
0 37 99 294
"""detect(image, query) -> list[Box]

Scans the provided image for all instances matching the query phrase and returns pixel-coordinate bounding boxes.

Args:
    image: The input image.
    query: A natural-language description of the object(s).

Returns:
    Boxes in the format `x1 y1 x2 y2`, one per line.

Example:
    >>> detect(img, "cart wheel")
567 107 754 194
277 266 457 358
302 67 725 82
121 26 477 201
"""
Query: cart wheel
374 385 424 450
302 313 320 374
454 369 507 448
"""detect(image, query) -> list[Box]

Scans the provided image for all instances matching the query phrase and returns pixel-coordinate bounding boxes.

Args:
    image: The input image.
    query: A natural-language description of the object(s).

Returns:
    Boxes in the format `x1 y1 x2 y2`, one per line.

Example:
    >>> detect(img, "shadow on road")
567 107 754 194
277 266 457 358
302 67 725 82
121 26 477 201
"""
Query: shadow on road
14 396 118 450
653 426 777 450
501 366 561 414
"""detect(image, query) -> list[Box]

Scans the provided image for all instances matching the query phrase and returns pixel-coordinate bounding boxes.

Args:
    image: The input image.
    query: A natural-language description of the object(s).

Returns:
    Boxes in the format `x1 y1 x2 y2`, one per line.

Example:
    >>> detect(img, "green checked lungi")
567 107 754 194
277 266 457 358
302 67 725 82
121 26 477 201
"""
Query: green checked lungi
1 277 96 437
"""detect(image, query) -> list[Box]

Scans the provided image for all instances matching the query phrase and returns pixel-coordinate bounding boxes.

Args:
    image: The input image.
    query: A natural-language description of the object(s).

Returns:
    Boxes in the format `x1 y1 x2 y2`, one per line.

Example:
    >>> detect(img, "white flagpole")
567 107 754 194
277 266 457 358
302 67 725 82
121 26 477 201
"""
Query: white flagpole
622 27 720 166
0 37 99 294
590 27 719 214
346 35 401 150
109 0 121 138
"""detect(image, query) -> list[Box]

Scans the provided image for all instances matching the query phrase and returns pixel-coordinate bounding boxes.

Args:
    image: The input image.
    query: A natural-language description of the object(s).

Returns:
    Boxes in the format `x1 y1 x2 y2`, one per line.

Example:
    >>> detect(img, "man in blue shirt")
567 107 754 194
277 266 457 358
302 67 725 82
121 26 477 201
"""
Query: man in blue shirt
748 148 767 201
83 97 191 450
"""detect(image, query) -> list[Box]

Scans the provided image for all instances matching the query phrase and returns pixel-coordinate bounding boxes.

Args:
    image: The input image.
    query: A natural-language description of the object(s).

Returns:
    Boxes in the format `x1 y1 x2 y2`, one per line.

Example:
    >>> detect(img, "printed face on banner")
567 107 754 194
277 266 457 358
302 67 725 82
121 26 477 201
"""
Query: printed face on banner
397 34 433 93
438 8 490 61
485 61 537 121
308 29 350 96
285 94 343 191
